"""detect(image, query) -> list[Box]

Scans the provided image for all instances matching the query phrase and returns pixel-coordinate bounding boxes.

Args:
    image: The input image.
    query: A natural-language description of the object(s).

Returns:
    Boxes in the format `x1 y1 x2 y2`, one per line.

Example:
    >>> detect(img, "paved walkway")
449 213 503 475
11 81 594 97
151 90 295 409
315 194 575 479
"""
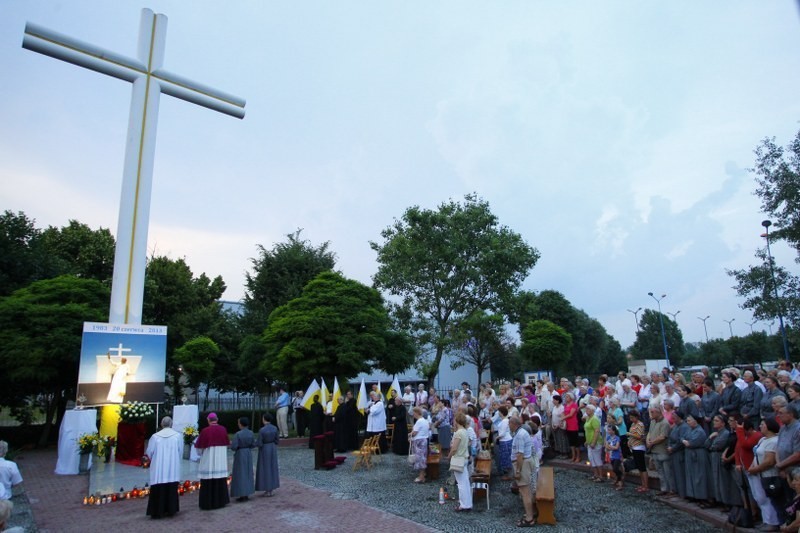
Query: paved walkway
15 444 435 533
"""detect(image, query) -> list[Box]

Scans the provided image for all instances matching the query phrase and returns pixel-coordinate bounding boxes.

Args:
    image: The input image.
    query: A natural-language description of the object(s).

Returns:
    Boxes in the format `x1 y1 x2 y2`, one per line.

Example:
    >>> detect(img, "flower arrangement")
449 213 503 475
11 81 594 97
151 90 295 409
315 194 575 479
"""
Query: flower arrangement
77 432 99 454
97 435 116 458
183 425 199 445
119 401 154 423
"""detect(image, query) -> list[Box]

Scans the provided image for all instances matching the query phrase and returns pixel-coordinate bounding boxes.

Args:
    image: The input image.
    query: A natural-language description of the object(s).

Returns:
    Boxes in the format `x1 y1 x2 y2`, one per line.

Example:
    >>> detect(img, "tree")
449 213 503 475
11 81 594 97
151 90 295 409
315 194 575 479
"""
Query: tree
728 128 800 329
751 129 800 257
242 230 336 336
0 276 109 445
262 271 415 385
0 211 46 295
39 220 115 282
519 320 572 375
514 289 613 374
142 256 226 402
450 310 508 387
728 249 799 327
630 309 685 366
371 194 539 385
174 336 218 409
597 335 626 375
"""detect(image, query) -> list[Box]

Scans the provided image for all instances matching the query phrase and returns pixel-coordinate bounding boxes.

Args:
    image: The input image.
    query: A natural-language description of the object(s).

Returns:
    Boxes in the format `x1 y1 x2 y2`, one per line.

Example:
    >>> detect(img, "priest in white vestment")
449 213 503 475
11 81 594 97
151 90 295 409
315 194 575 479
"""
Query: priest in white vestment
367 392 388 453
145 416 182 518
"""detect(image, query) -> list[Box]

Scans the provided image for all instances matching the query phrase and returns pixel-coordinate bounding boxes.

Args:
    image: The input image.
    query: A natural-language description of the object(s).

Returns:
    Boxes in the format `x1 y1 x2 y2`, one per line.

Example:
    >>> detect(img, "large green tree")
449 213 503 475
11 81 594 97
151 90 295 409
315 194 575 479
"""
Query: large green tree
631 309 685 366
39 220 115 283
371 194 539 385
450 310 508 387
519 320 573 375
262 271 415 385
142 256 226 402
242 230 336 336
514 289 613 374
0 276 109 444
728 128 800 337
0 211 45 296
174 336 219 408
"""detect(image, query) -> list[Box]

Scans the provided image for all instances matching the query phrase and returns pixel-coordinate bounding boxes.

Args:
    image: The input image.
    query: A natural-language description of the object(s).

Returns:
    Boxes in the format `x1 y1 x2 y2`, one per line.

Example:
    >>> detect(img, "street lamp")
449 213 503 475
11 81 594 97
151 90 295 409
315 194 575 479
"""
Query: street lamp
627 307 643 333
723 318 735 339
761 220 791 359
667 310 681 322
697 315 710 343
745 320 757 334
648 292 670 369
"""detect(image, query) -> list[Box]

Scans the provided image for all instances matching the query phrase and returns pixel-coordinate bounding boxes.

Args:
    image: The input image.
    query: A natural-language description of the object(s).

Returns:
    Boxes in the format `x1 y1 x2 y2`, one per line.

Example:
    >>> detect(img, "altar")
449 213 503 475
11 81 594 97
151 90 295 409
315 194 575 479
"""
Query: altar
55 409 98 475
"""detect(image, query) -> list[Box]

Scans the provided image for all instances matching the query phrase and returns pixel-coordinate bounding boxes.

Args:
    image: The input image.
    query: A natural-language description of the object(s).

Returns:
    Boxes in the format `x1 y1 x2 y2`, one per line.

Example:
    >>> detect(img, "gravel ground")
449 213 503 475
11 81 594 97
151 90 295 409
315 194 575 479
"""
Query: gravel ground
278 448 718 533
5 490 35 532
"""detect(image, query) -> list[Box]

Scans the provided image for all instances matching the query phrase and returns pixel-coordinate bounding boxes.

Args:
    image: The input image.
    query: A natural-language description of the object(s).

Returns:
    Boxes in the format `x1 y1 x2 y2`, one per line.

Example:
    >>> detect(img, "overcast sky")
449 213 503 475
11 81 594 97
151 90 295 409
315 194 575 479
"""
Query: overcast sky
1 1 799 351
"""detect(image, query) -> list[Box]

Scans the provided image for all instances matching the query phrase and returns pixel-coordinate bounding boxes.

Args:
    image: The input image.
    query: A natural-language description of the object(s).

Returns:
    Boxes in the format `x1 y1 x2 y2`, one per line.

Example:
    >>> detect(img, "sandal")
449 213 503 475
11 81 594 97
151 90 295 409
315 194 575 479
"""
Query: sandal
517 518 536 527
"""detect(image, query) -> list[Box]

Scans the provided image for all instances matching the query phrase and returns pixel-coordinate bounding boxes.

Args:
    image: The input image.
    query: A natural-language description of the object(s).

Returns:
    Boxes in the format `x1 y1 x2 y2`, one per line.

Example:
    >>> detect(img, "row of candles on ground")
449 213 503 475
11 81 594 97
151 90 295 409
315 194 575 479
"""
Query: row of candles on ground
82 478 230 505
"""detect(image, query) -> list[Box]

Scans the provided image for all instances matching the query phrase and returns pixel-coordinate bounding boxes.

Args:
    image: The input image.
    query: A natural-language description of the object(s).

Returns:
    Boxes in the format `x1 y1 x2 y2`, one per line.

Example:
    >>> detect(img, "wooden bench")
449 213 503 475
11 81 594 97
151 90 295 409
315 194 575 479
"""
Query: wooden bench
471 457 493 509
536 466 555 525
426 452 441 480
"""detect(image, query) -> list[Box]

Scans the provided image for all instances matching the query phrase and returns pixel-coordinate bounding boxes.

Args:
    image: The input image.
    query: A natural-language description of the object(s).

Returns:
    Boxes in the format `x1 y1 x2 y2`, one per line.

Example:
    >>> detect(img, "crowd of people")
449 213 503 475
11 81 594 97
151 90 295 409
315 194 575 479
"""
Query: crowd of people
521 361 800 532
302 362 800 530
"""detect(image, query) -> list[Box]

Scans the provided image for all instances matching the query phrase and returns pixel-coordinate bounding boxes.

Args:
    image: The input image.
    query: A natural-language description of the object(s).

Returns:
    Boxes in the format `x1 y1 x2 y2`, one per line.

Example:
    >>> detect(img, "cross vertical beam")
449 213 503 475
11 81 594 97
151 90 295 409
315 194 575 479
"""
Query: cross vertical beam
22 9 246 324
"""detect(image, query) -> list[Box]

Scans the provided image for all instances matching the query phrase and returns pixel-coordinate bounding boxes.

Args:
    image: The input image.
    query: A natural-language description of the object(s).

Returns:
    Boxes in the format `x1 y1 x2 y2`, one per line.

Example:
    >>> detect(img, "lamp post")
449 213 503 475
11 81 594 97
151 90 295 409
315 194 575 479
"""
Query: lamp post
745 320 757 334
768 322 774 335
627 307 643 333
724 318 735 339
761 220 791 359
667 310 681 322
697 315 710 343
648 292 670 369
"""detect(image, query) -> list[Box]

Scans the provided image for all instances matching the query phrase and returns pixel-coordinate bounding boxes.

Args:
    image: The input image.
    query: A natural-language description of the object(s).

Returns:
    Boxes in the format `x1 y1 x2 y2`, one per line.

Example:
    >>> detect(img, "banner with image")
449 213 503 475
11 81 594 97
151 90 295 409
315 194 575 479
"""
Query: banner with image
76 322 167 406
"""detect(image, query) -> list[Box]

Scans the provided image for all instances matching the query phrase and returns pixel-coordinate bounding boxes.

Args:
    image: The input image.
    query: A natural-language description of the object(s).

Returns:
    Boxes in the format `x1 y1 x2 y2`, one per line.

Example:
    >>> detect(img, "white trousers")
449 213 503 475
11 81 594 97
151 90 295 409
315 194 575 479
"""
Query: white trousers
747 472 780 526
277 406 289 437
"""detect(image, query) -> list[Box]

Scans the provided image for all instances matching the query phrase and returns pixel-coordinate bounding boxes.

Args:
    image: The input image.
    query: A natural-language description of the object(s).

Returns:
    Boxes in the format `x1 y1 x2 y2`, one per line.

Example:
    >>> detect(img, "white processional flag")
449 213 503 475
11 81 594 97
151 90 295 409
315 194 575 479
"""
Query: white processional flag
387 376 401 402
301 379 320 409
356 378 368 413
332 377 341 408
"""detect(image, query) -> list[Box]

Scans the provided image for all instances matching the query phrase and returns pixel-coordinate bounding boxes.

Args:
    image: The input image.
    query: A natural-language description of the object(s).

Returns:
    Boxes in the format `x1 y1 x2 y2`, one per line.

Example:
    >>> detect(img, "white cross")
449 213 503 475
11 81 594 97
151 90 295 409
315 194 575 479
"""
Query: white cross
22 9 246 325
108 343 132 358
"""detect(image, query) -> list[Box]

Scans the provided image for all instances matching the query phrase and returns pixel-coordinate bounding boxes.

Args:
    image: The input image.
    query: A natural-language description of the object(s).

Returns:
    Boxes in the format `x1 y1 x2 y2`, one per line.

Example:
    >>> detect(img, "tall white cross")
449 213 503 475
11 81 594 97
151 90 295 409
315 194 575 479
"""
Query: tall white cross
23 8 246 325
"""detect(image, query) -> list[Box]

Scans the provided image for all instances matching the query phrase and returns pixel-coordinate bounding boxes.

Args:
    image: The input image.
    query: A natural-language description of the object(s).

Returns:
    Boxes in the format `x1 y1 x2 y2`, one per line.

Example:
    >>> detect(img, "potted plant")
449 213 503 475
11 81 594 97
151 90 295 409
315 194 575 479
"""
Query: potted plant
182 425 199 460
77 432 99 473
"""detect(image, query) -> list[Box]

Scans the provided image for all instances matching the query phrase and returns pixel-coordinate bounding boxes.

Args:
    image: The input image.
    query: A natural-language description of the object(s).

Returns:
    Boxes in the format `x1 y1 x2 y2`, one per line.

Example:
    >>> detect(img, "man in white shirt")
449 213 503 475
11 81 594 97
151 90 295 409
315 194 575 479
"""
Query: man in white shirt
615 371 632 396
0 442 22 501
663 382 681 408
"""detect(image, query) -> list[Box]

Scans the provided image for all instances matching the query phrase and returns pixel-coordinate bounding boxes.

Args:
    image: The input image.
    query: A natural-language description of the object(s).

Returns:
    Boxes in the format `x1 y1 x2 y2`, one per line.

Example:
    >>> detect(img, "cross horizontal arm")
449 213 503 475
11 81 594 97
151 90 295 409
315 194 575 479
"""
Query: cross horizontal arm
156 69 246 119
23 22 146 84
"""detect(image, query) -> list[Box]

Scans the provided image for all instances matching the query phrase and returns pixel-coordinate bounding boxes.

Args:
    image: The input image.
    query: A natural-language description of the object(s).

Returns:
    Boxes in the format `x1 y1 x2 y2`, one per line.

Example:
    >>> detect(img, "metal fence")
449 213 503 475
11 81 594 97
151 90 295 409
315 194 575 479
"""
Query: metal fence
201 394 277 412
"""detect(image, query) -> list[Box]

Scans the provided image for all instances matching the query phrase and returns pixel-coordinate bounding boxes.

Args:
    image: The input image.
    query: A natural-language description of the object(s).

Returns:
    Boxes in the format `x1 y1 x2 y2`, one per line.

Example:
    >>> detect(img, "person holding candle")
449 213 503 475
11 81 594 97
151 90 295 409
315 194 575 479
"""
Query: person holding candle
145 416 182 519
195 412 230 510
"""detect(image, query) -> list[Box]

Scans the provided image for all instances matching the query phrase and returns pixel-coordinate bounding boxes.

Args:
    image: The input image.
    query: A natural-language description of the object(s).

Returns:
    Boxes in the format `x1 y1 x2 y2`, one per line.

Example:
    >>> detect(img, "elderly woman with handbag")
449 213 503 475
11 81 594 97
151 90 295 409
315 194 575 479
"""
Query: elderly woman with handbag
449 412 472 512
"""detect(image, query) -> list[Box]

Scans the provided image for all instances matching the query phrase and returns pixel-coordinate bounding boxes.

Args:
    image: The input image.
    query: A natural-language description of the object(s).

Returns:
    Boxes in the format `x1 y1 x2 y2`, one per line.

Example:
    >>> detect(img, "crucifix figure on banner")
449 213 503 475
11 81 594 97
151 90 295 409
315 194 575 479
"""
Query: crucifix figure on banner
22 8 246 325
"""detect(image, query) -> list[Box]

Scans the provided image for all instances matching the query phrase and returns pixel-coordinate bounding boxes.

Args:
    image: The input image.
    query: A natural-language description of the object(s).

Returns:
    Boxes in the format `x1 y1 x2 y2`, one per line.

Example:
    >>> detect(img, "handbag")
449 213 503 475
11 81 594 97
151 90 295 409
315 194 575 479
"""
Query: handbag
449 455 466 473
761 476 781 499
408 441 416 465
754 441 781 498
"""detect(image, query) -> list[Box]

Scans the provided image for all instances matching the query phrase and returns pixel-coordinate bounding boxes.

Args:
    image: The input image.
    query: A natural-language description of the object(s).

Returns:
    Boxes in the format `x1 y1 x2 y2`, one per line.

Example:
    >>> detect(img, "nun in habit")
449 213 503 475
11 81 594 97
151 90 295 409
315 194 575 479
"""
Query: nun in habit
706 415 741 507
308 395 325 449
255 413 280 497
229 417 255 502
667 410 689 498
682 415 711 502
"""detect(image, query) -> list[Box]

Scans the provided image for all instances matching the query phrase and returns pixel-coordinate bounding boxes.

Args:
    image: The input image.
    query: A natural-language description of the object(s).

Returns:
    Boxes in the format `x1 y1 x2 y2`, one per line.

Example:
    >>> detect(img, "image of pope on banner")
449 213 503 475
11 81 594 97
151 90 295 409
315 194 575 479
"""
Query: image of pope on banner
77 322 167 405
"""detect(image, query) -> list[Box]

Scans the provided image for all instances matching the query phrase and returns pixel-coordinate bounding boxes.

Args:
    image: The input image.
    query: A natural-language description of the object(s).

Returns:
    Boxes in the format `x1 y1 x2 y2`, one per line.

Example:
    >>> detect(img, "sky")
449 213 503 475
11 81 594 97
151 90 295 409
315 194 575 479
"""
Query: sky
1 1 799 352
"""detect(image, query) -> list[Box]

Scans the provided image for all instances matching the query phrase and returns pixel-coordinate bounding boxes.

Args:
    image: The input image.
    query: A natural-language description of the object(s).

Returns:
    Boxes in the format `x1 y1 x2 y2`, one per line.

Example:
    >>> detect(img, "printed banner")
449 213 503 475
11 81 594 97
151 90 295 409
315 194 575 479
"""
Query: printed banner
76 322 167 405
